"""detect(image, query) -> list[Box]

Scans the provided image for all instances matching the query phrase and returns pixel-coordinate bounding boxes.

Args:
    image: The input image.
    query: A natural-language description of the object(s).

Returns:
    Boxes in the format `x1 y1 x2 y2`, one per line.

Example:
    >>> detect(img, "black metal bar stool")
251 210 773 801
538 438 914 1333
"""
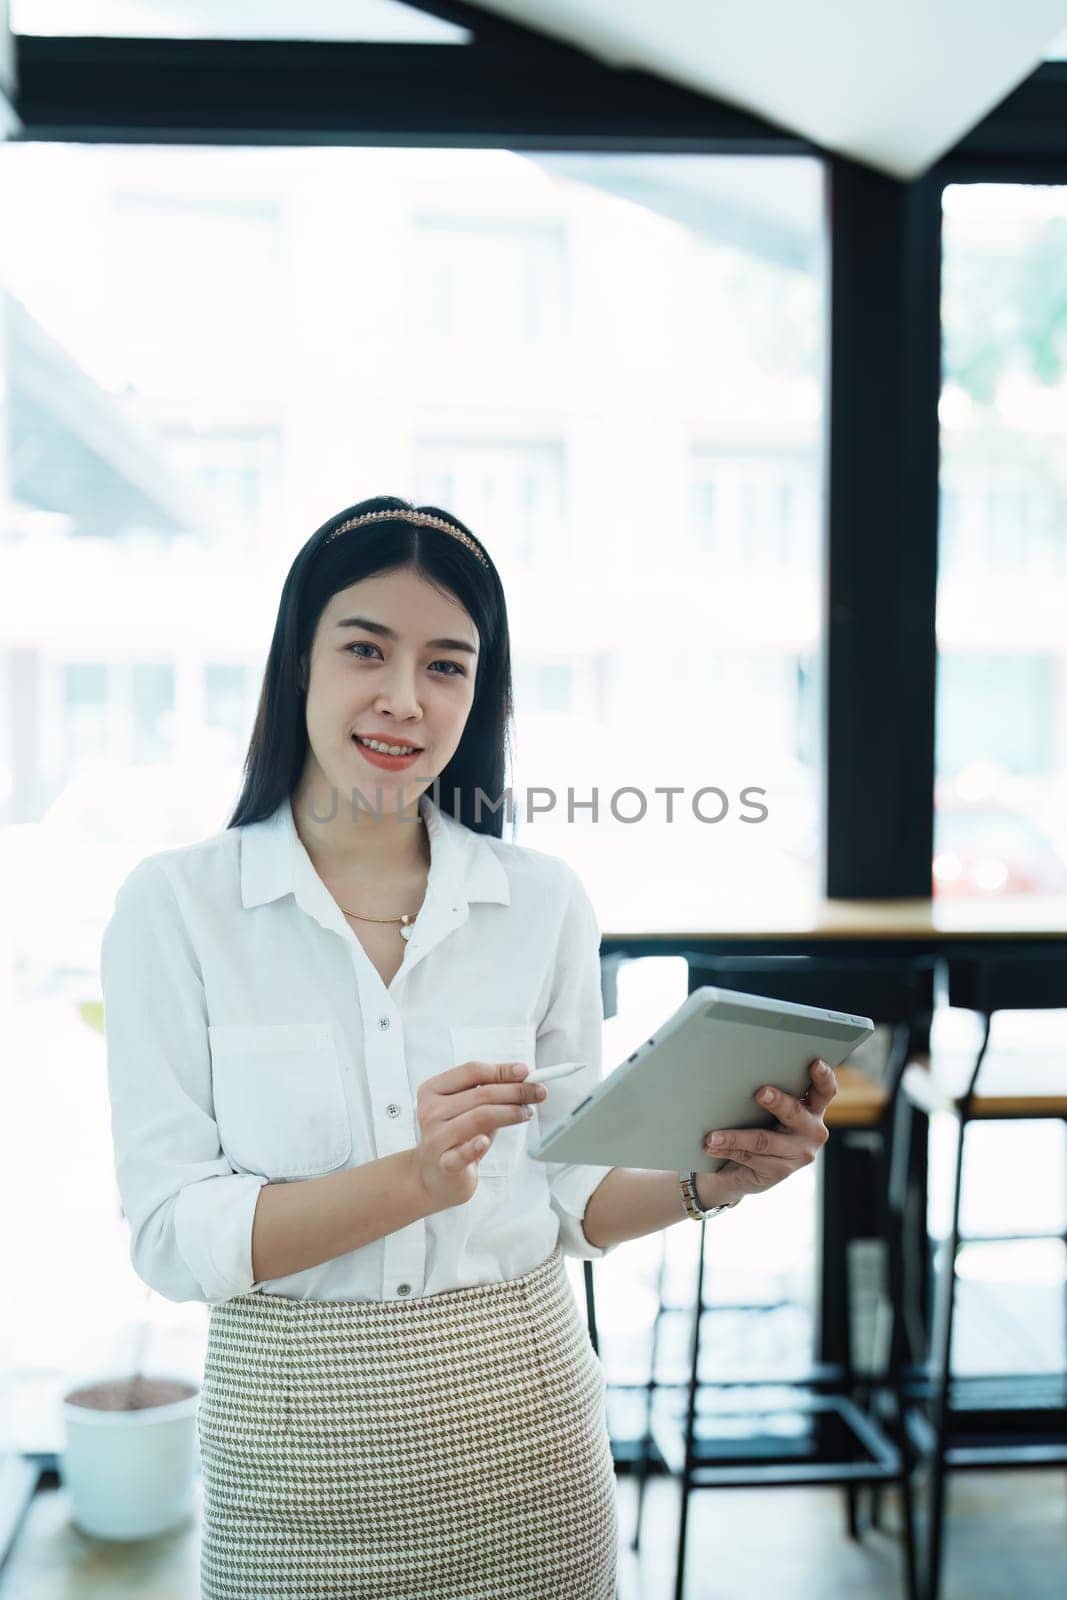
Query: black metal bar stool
895 945 1067 1600
630 952 936 1600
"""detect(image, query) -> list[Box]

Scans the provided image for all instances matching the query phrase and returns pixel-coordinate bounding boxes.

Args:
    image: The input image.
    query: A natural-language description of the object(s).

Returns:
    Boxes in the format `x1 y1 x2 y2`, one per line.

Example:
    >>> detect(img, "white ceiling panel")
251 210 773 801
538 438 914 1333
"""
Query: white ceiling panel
474 0 1067 178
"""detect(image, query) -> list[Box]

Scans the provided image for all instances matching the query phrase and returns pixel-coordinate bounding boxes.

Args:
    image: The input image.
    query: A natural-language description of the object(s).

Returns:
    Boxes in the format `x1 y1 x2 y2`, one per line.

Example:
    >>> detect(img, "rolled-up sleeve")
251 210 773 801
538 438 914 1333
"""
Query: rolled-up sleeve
100 857 268 1305
535 864 618 1261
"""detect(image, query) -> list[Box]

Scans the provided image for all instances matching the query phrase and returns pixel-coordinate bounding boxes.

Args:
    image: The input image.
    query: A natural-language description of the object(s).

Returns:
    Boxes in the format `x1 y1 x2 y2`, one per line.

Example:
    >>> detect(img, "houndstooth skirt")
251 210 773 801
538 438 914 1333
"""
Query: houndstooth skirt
197 1241 618 1599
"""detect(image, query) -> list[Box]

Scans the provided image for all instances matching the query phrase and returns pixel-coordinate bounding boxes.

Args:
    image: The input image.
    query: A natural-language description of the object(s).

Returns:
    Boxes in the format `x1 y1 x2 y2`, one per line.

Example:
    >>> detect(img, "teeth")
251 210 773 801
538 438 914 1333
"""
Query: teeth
356 736 420 757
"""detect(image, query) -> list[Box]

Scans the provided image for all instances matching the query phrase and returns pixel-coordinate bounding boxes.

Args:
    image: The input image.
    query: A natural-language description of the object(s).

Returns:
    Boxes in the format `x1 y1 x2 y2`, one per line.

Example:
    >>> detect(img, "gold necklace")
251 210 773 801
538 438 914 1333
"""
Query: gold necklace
338 822 426 941
340 904 419 941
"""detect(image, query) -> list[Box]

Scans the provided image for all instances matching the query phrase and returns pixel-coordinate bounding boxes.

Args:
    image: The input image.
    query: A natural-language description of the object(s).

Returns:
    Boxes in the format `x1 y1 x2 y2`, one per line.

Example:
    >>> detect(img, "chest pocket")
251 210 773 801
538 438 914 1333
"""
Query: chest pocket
207 1022 352 1180
448 1023 537 1178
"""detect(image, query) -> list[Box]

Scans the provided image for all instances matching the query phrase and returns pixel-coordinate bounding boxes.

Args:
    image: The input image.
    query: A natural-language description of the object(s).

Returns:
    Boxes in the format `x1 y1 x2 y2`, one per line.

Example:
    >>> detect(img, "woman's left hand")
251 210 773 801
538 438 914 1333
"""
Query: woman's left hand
695 1058 838 1209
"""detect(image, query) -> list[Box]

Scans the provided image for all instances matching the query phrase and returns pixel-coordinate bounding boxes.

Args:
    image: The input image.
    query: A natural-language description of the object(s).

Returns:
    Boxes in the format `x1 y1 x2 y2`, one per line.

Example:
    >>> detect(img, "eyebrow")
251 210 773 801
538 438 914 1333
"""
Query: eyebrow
334 615 479 655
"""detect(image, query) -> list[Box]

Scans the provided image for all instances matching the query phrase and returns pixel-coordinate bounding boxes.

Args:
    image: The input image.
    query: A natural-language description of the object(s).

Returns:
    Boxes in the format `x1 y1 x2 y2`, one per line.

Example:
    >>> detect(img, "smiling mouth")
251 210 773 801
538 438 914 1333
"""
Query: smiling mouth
352 735 425 754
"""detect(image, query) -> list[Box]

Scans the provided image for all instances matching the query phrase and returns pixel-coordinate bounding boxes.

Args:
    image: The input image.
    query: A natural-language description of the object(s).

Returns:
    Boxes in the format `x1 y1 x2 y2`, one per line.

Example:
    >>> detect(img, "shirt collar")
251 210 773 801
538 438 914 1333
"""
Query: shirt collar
240 788 510 916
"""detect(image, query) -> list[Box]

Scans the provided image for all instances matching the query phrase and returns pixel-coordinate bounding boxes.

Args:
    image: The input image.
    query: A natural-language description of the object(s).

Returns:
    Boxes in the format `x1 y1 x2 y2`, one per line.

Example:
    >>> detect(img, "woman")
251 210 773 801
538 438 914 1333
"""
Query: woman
101 494 837 1599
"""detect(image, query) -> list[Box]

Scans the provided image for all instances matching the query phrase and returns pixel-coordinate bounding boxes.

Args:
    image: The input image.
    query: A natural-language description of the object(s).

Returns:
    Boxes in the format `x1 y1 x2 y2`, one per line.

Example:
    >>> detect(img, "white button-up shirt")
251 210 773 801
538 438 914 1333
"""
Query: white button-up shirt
100 791 617 1306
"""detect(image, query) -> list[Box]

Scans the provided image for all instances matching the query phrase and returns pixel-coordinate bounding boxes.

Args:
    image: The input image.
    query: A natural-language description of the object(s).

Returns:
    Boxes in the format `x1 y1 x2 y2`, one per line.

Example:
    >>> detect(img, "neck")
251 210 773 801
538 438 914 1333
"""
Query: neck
291 770 429 882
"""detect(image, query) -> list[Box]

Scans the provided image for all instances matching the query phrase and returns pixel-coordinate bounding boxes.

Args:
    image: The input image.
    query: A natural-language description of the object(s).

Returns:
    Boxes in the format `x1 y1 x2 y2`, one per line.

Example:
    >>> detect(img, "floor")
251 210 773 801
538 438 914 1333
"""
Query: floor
1 1466 1063 1599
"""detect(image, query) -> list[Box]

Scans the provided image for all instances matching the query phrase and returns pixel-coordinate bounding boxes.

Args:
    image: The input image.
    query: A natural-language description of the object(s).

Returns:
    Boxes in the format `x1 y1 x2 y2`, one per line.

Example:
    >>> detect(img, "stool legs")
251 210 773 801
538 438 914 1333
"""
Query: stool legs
916 1015 993 1600
631 1233 669 1552
915 1109 965 1600
864 1109 922 1600
823 1129 862 1539
673 1220 708 1600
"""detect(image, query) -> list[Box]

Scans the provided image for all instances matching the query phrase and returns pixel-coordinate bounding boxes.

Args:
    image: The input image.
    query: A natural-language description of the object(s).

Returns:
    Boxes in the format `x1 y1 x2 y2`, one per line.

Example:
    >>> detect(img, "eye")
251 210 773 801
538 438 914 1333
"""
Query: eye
345 642 466 677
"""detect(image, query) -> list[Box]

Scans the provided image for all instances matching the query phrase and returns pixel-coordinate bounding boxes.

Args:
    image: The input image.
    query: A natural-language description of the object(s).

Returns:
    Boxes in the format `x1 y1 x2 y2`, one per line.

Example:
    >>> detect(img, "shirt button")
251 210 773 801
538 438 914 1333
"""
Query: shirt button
378 1016 391 1031
397 1283 411 1296
386 1102 401 1118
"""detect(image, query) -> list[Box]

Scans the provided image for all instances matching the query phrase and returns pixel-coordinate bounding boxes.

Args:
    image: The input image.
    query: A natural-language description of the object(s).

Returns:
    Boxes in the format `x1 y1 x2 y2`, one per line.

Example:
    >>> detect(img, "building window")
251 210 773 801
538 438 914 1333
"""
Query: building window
691 450 812 571
160 425 281 546
796 656 818 769
62 662 110 767
691 481 718 554
414 439 566 566
411 216 567 347
937 654 1054 779
204 663 251 761
938 484 964 574
130 663 175 764
514 663 575 716
109 192 282 383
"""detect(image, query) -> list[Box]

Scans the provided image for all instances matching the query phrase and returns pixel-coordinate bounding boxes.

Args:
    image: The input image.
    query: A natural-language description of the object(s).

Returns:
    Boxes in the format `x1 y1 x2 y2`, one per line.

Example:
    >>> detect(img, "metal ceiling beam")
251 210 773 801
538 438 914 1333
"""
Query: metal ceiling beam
943 61 1067 180
12 31 811 152
8 14 1067 166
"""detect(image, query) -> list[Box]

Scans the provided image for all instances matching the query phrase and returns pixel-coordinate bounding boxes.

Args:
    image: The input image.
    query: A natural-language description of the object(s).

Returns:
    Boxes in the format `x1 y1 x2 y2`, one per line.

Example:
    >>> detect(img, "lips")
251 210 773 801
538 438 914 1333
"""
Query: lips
352 734 424 752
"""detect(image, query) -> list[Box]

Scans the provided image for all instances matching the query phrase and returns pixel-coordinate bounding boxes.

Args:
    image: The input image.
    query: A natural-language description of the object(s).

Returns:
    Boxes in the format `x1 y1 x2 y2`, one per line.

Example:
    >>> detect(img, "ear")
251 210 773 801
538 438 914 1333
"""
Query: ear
297 653 308 693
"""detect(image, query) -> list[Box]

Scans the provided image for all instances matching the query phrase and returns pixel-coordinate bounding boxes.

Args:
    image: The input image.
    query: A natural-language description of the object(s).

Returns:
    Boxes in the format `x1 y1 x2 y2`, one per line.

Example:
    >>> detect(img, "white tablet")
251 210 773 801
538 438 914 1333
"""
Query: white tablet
527 985 874 1174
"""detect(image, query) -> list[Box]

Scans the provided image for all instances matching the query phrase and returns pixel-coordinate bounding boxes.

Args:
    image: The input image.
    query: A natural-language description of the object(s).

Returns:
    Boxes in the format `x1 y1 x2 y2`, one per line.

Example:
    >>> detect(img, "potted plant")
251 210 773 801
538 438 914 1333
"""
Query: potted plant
57 1002 200 1540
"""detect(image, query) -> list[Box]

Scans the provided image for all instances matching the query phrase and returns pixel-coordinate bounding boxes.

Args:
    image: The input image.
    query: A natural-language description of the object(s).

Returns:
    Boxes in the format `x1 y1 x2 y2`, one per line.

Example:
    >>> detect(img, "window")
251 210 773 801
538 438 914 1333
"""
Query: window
62 663 109 767
109 192 282 391
938 654 1054 779
204 663 252 762
131 663 176 764
161 425 282 546
938 484 964 575
1 142 826 937
413 439 567 568
0 137 828 1448
692 480 718 553
936 184 1067 898
513 663 575 716
412 216 567 347
690 449 815 574
795 656 819 770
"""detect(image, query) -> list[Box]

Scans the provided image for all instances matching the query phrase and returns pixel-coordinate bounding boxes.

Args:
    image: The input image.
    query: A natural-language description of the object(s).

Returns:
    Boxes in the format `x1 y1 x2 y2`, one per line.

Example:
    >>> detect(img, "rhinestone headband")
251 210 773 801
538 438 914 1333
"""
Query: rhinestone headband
324 508 490 569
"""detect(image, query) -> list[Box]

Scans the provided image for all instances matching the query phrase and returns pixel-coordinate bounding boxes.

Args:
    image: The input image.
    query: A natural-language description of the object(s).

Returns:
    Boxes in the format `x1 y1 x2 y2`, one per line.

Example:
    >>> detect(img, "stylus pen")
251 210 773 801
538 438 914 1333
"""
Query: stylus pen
525 1060 585 1086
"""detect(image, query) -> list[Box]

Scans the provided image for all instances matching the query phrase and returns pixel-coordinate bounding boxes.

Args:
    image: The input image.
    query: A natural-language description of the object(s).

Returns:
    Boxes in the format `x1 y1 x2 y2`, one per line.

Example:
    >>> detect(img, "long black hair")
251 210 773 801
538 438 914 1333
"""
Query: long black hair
226 494 514 837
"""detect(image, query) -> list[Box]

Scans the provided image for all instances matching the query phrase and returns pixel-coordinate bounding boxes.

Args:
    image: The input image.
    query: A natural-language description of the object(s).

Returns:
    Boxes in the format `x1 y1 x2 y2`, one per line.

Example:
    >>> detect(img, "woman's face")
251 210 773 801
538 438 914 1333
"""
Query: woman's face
300 566 480 813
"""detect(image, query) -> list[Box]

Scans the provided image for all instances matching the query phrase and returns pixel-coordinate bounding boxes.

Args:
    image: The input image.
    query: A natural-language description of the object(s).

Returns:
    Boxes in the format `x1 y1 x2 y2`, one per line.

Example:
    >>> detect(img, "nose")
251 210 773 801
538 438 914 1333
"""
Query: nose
373 656 423 724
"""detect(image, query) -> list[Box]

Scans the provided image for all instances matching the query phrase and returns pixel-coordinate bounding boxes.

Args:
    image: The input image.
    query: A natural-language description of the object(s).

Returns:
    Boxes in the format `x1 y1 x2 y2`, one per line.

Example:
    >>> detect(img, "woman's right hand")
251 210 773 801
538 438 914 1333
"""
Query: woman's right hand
411 1059 548 1212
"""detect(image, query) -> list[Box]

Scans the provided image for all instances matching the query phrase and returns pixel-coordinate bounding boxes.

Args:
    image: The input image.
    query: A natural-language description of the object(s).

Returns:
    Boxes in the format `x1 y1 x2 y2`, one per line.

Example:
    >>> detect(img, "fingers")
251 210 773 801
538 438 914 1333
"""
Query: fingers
439 1094 537 1172
435 1103 537 1174
441 1133 491 1173
430 1058 532 1096
422 1059 544 1179
753 1061 837 1126
437 1077 547 1123
703 1124 797 1162
800 1058 839 1116
467 1102 538 1137
704 1059 836 1164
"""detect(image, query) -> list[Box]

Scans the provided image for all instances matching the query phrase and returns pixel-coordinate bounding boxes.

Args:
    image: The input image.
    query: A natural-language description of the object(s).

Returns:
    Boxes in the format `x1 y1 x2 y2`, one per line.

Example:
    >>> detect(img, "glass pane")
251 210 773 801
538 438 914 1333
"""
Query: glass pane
62 662 110 767
412 216 567 347
130 661 175 763
11 0 470 43
0 143 826 927
203 662 252 763
0 142 826 1416
936 184 1067 901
